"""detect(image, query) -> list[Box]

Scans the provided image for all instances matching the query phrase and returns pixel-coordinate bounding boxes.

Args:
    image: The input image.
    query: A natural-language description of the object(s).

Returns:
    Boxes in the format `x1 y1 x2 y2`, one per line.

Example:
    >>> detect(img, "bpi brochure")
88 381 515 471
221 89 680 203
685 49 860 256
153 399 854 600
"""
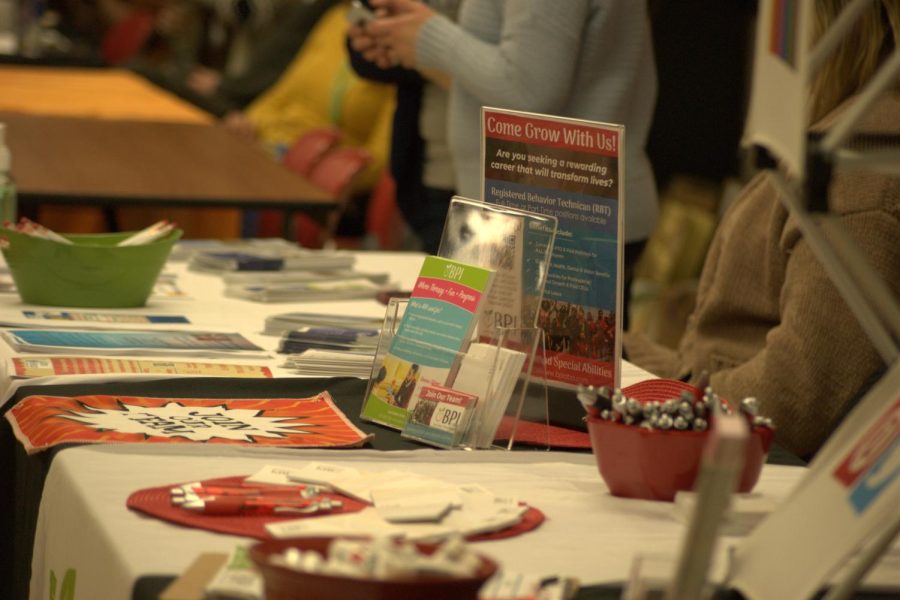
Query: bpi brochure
361 256 495 430
482 107 624 389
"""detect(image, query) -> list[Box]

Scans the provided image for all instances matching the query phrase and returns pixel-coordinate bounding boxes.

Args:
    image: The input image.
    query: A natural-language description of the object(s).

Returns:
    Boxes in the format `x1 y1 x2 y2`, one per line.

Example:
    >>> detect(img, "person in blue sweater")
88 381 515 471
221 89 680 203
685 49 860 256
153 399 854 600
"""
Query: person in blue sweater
354 0 658 320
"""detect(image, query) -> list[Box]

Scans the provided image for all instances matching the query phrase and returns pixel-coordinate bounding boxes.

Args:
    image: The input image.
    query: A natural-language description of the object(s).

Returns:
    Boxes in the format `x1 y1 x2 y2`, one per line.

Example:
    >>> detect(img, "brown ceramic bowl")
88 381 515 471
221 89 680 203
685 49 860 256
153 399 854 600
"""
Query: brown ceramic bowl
249 537 498 600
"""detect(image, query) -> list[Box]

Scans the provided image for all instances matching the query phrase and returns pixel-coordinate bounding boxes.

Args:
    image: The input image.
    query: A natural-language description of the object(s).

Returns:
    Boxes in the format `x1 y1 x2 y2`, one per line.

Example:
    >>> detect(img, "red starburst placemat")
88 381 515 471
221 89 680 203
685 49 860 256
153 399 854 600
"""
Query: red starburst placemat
5 392 372 454
127 475 545 542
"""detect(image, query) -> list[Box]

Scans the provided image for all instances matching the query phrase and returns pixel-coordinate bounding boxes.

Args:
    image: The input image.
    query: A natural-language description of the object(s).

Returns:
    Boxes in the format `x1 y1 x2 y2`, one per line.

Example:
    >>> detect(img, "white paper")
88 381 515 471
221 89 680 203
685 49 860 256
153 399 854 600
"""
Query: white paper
742 0 814 176
729 363 900 599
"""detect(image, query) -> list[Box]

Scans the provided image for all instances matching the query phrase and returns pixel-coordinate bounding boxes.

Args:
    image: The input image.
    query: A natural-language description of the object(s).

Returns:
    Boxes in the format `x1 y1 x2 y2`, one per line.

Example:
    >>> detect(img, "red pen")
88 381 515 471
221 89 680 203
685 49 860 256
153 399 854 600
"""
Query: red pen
171 483 312 497
180 497 342 516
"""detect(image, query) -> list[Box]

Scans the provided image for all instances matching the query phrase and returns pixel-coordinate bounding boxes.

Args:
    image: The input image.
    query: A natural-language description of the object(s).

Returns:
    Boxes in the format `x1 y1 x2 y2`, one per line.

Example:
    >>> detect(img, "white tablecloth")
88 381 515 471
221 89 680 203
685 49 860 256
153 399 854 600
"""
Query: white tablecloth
15 250 898 599
28 444 819 600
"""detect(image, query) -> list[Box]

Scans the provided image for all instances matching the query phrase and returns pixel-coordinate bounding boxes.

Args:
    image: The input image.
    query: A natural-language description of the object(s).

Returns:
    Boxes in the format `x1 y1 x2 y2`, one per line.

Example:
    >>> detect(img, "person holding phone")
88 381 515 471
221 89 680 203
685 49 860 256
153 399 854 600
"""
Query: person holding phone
349 0 658 311
347 0 460 253
348 0 376 26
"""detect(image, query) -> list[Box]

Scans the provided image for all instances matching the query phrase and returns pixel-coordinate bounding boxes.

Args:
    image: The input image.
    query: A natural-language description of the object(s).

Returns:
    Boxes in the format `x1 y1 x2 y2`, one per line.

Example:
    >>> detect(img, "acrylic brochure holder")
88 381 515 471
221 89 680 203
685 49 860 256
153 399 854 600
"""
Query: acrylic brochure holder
361 298 548 450
360 197 558 449
441 197 558 449
437 197 556 333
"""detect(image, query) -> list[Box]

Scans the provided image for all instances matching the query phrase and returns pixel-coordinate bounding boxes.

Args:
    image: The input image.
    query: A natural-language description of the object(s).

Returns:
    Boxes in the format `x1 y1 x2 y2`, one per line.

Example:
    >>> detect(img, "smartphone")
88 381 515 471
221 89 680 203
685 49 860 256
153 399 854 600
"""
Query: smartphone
347 0 376 26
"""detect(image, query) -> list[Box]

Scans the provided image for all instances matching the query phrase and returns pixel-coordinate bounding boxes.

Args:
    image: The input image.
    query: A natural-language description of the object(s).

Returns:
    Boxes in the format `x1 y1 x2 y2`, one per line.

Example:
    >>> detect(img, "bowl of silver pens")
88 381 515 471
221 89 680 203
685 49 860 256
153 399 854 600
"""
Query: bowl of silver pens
583 379 775 502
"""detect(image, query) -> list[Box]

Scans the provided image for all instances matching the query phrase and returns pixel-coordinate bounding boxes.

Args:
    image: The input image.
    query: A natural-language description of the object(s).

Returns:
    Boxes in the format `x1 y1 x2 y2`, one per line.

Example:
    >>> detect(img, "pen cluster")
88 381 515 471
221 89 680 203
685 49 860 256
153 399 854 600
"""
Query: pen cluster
577 384 774 432
169 480 344 516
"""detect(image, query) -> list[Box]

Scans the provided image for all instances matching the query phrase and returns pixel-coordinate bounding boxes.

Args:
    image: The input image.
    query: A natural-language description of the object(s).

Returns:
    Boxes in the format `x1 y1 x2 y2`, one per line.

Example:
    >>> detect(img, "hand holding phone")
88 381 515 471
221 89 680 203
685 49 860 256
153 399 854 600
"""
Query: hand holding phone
347 0 376 26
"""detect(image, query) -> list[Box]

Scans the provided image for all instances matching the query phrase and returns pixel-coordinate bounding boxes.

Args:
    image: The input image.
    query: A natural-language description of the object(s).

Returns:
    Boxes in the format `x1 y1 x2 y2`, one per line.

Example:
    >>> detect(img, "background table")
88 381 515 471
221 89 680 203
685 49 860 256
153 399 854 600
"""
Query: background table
0 65 336 238
2 111 336 215
0 66 211 123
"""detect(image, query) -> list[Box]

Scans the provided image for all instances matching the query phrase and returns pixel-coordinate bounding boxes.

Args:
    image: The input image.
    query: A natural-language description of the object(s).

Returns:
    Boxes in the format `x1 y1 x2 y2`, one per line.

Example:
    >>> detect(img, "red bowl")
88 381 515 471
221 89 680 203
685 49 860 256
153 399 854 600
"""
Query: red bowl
249 537 498 600
586 379 774 502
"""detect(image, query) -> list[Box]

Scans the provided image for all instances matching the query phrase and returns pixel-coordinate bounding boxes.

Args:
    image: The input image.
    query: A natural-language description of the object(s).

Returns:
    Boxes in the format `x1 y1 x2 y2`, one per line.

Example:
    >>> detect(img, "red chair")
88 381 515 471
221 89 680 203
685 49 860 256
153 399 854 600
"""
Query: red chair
364 171 408 250
101 9 157 65
282 127 344 176
307 147 372 199
255 128 345 239
295 147 372 248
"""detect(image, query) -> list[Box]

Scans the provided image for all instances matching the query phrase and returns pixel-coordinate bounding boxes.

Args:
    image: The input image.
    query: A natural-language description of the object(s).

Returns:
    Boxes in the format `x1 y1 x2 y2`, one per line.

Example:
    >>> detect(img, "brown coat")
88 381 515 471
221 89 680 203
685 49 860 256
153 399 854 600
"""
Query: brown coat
624 93 900 459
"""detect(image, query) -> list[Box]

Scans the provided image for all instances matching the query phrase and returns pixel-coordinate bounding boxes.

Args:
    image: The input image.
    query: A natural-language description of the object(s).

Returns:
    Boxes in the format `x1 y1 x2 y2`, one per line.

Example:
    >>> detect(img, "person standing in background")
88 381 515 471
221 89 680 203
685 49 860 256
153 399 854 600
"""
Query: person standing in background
625 0 900 460
357 0 659 292
138 0 338 118
347 0 460 253
225 1 396 196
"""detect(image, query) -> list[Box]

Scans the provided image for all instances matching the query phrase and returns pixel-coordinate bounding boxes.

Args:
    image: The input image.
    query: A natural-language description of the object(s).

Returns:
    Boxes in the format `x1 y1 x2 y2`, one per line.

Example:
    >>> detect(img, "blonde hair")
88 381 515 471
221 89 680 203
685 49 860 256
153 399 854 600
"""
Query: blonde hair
810 0 900 122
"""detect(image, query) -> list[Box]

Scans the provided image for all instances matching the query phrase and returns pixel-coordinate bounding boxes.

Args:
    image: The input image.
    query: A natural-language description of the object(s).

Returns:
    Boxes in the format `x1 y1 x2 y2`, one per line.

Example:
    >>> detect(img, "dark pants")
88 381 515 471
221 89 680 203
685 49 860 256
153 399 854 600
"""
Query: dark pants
403 185 455 255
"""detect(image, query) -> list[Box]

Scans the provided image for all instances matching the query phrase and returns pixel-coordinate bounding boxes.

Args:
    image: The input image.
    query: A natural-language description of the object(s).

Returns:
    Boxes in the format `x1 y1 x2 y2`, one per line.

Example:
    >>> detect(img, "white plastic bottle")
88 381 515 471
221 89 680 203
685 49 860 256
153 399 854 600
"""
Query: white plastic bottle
0 123 17 225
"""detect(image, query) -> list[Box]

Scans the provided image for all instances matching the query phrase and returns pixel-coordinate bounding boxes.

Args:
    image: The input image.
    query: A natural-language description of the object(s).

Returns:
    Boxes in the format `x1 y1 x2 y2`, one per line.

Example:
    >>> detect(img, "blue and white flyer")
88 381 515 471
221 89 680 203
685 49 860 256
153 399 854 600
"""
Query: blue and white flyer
482 107 623 389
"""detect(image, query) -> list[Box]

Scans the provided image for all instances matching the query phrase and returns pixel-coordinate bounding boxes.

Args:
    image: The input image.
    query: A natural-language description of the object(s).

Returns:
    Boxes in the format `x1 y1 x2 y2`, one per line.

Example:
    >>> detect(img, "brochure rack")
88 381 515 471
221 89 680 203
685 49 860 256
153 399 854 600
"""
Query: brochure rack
360 299 549 450
480 325 549 451
442 196 620 428
437 197 557 335
360 198 559 449
441 198 558 449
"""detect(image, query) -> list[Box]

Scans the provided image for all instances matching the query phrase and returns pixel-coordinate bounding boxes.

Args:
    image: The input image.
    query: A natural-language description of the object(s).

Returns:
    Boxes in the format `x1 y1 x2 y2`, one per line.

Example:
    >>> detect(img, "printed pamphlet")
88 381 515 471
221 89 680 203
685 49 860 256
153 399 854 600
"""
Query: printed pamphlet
402 381 479 448
224 278 383 303
482 107 624 388
278 326 380 354
223 268 389 286
264 312 383 336
8 356 273 378
20 310 189 324
452 342 528 448
188 249 354 273
0 308 194 331
361 256 494 430
281 349 374 378
169 236 301 262
1 328 266 358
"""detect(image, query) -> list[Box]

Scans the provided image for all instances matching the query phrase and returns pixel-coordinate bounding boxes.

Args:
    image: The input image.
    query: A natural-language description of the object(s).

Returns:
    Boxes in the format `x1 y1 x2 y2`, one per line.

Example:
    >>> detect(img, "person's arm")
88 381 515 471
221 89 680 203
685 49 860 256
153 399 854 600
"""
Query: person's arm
708 199 900 459
394 0 592 112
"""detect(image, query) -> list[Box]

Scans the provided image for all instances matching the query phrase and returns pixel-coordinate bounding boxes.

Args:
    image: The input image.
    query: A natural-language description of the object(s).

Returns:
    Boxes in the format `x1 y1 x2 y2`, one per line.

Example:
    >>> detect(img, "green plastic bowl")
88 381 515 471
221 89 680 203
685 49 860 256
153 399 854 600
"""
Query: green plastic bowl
1 228 183 308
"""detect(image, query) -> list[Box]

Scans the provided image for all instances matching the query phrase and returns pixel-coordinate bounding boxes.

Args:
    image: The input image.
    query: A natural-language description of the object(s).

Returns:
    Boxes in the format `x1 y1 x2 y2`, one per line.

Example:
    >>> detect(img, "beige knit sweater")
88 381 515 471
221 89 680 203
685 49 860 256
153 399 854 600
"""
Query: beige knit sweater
624 92 900 459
